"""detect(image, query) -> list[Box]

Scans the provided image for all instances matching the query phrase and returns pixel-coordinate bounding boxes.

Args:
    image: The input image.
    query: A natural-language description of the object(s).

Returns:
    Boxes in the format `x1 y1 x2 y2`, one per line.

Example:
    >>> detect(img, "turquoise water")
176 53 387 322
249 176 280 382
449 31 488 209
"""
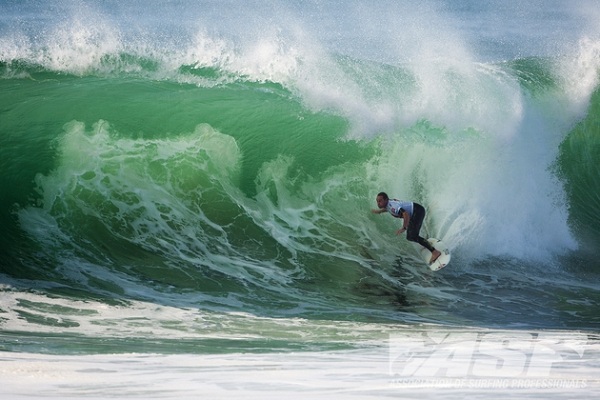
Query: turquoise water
1 0 600 360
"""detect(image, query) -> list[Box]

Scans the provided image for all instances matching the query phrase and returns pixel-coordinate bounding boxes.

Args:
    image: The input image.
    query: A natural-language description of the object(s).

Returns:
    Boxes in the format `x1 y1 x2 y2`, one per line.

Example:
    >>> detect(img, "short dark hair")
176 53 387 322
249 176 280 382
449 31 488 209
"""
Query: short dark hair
377 192 389 200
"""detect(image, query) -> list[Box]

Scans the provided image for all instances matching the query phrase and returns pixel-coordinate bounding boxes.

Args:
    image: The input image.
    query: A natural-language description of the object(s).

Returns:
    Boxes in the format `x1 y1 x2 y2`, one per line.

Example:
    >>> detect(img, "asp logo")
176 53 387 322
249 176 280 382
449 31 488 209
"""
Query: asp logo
389 331 588 378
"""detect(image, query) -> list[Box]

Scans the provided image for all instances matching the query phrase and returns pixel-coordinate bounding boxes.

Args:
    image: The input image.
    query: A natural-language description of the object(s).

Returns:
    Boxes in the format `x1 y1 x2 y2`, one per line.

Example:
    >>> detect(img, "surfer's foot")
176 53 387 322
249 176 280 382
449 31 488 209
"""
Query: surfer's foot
429 249 441 264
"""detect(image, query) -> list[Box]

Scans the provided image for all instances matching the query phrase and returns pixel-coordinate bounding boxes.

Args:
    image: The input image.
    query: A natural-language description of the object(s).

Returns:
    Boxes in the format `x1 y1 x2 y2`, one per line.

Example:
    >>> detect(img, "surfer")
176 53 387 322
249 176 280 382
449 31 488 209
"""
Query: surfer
371 192 441 264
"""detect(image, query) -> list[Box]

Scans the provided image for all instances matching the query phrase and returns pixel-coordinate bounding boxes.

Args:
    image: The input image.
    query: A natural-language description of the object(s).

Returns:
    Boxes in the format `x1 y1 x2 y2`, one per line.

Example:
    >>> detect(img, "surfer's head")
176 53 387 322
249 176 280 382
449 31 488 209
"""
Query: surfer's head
376 192 389 209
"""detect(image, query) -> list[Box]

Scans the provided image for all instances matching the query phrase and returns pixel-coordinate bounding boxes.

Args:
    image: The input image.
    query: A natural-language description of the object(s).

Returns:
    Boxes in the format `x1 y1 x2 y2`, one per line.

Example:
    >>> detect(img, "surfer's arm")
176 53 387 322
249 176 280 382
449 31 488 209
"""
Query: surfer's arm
401 211 410 228
371 208 387 214
396 210 410 234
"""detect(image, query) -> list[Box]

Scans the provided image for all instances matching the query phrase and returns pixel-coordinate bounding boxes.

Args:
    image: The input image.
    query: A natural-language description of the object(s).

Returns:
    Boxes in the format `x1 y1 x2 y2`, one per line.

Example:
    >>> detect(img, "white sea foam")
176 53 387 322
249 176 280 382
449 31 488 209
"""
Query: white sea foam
1 327 598 399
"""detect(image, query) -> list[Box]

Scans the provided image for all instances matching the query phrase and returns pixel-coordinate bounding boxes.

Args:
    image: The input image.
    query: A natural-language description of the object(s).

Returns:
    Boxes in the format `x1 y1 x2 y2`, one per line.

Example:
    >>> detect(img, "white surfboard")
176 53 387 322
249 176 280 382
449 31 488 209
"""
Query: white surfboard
419 238 451 271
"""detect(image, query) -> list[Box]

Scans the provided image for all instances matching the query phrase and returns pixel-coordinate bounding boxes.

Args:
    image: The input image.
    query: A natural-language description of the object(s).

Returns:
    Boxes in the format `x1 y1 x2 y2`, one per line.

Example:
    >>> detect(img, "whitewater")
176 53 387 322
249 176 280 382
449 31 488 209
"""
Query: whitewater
1 0 600 398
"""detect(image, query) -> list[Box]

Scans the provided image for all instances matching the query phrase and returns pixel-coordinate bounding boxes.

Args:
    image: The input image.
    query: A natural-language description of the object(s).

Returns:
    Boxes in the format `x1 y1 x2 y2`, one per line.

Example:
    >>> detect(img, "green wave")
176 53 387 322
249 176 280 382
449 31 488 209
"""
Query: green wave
1 51 599 328
558 86 600 250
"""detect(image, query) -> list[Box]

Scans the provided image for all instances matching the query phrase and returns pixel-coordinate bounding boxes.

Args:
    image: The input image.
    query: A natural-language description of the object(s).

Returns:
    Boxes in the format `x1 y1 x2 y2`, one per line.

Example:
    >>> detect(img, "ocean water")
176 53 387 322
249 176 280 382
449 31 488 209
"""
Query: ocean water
1 0 600 398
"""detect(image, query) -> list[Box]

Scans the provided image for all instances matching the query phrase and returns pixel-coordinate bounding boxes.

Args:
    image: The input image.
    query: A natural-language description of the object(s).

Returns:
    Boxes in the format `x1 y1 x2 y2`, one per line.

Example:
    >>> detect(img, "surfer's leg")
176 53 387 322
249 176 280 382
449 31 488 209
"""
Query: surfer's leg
408 203 441 263
410 234 437 257
412 234 441 263
407 232 440 263
406 203 427 244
